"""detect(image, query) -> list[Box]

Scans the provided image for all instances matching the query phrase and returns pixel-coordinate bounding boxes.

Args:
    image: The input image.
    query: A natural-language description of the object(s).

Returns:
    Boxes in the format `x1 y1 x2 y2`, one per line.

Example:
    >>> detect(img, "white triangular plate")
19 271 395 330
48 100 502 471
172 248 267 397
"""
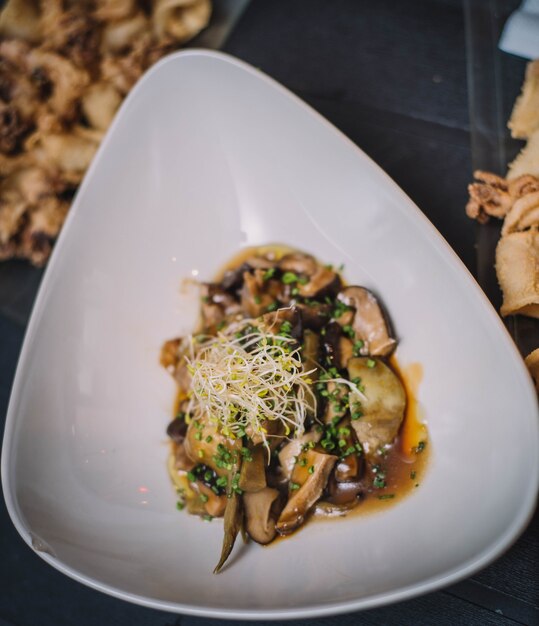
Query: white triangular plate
2 51 538 620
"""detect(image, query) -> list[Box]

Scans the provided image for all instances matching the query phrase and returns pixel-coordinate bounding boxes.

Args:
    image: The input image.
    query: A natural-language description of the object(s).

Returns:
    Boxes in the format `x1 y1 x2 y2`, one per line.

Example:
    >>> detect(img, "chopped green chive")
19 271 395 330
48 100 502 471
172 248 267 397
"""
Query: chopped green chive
282 271 298 284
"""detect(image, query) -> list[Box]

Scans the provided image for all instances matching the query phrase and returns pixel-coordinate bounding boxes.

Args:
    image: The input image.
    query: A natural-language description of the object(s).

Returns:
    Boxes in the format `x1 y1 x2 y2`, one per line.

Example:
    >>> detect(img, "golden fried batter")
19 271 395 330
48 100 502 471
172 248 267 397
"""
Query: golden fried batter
0 0 212 265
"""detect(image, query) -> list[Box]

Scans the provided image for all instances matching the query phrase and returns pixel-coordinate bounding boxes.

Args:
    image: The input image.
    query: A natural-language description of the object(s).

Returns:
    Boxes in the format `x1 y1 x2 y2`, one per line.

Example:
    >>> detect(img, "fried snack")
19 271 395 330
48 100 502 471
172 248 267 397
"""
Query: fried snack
508 128 539 180
152 0 211 43
496 229 539 318
0 0 41 43
0 0 212 265
465 169 539 320
501 191 539 236
466 170 539 223
525 348 539 391
101 11 148 53
81 82 122 131
94 0 137 21
508 60 539 140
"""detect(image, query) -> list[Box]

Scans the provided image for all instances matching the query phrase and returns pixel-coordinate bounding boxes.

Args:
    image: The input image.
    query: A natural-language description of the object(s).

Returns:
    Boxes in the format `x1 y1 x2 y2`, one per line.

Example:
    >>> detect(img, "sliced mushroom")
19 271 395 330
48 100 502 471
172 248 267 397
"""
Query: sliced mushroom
160 337 191 393
323 381 348 424
245 418 285 448
220 262 251 292
339 337 354 369
333 419 364 482
244 487 281 544
184 419 241 476
337 287 396 356
190 480 227 517
278 430 322 480
200 283 241 329
278 252 318 276
173 357 191 395
299 266 341 299
160 337 180 370
166 416 188 443
296 302 332 330
173 442 195 472
241 270 275 317
261 306 302 341
238 445 267 493
314 499 359 517
244 255 276 270
323 321 343 369
302 329 320 389
325 475 364 505
347 358 406 460
276 449 338 535
214 491 243 573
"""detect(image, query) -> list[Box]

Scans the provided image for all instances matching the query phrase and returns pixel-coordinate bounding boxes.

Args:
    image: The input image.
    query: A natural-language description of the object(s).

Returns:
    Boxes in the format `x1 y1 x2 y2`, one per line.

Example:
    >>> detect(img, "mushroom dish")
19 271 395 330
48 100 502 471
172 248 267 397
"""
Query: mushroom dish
161 246 429 572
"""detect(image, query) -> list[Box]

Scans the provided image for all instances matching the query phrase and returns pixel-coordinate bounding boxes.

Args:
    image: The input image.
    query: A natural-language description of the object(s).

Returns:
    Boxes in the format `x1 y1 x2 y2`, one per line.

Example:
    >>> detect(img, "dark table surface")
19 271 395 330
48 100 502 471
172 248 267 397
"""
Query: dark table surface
1 1 538 625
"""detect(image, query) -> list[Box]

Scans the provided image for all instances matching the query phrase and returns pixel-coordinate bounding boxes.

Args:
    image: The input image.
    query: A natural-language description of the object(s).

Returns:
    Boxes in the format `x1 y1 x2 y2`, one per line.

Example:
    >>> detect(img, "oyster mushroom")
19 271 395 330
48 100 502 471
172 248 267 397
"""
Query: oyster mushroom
298 266 341 299
261 306 302 341
238 445 266 493
189 480 226 517
296 302 332 330
276 449 338 535
278 252 318 276
184 419 241 476
244 487 281 544
278 430 322 480
347 357 406 460
241 270 275 317
166 415 188 443
200 283 241 329
325 475 364 505
337 287 396 356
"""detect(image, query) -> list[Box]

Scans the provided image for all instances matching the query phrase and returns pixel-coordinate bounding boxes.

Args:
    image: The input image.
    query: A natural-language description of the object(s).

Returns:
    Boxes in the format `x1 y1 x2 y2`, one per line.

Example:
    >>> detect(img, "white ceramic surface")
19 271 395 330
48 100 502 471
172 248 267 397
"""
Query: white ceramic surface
2 50 538 620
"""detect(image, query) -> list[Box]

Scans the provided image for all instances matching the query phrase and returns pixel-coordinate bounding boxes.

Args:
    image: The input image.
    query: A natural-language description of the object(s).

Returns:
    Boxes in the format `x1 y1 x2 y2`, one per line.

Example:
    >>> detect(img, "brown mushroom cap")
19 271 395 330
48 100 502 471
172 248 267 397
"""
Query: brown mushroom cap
244 487 281 544
278 252 318 276
337 287 396 356
326 475 364 505
298 266 341 299
240 270 276 317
